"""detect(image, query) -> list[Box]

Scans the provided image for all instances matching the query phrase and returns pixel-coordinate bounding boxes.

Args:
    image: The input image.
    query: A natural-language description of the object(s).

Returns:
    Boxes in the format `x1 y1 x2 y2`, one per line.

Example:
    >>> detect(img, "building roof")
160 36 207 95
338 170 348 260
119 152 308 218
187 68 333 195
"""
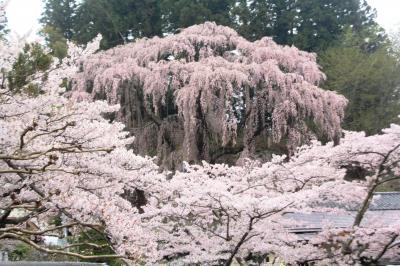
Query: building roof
313 192 400 211
286 192 400 233
286 210 400 233
370 192 400 210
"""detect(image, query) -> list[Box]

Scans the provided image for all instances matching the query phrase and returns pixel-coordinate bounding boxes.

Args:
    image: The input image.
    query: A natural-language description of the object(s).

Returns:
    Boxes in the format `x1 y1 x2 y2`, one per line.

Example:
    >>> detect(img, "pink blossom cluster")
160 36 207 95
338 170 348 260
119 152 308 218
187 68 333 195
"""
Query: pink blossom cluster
71 22 348 159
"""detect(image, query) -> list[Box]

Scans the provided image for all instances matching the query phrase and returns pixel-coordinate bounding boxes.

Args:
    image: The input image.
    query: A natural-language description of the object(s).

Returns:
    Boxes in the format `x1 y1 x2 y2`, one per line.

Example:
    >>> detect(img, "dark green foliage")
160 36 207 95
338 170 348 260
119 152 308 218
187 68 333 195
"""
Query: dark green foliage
73 230 122 266
0 19 7 39
9 244 33 261
40 0 378 53
40 0 79 40
7 43 53 95
73 0 162 49
320 29 400 134
49 214 63 226
293 0 376 51
233 0 378 52
161 0 234 33
40 25 68 59
232 0 290 42
0 22 5 38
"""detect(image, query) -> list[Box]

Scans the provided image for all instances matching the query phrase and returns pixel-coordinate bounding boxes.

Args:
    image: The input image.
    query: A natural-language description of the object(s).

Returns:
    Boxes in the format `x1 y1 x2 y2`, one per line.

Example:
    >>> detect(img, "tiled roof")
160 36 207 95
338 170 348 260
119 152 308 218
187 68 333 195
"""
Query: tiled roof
370 192 400 210
286 192 400 233
312 192 400 211
286 210 400 232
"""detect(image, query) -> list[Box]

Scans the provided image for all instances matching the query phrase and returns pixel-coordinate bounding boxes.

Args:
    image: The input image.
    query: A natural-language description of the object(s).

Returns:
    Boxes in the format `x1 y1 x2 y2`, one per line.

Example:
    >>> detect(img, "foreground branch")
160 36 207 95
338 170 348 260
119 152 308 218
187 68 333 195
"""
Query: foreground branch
0 232 123 260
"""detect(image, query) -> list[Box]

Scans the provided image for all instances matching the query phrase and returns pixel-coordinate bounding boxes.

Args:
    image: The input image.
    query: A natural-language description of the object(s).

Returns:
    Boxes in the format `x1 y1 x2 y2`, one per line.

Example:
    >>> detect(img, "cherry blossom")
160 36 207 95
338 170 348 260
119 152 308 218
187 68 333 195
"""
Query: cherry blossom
71 22 348 167
0 37 161 262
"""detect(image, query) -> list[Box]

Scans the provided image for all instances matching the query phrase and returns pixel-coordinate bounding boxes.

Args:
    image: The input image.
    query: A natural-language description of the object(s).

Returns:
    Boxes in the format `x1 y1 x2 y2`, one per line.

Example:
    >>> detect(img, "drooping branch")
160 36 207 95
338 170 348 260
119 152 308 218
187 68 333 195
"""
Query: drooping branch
71 22 347 168
0 222 102 236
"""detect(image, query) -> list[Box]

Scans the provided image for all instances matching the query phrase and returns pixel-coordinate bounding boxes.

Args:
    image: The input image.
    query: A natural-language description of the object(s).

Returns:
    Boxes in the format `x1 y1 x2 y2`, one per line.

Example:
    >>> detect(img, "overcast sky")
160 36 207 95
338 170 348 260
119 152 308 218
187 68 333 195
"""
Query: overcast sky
368 0 400 32
4 0 400 40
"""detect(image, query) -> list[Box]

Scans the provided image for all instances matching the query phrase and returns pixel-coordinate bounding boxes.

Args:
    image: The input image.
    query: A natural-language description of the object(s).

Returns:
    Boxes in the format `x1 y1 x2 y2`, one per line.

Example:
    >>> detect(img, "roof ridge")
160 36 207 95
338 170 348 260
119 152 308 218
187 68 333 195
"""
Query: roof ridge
373 192 400 194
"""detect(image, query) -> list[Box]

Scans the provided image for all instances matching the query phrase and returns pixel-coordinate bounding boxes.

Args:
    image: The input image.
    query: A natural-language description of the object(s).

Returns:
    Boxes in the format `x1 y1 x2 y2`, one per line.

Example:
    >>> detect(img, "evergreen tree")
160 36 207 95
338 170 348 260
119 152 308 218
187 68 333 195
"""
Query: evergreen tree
293 0 377 51
161 0 234 34
74 0 162 49
40 0 79 40
7 43 53 95
40 0 379 52
72 22 347 168
234 0 377 52
40 25 68 59
320 29 400 134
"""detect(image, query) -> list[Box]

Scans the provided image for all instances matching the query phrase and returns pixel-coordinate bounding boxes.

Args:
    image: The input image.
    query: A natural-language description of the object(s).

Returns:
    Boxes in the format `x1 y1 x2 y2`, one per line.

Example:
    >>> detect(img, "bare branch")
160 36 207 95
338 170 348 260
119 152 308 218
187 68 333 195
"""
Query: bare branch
0 222 102 236
0 232 122 260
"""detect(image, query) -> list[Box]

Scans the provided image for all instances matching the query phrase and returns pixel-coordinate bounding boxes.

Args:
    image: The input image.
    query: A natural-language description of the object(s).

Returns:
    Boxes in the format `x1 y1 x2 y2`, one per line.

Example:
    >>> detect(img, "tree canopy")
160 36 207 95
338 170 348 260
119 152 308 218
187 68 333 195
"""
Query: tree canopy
38 1 390 135
319 29 400 134
40 0 79 40
161 0 234 33
45 0 163 49
232 0 378 51
71 22 347 169
40 0 378 52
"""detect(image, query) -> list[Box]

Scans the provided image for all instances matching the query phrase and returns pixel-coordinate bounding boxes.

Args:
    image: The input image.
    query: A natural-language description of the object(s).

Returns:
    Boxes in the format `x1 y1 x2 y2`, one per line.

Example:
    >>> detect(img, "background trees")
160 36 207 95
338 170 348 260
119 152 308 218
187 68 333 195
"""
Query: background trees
160 0 234 34
7 43 52 94
232 0 377 51
40 0 377 52
40 25 68 59
319 29 400 134
64 0 162 49
40 0 78 40
38 0 162 44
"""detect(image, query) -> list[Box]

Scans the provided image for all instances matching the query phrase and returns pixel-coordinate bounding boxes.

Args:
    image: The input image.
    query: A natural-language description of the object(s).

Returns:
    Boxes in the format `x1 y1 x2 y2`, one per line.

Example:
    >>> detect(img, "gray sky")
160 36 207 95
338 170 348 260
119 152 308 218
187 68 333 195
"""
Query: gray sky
4 0 400 40
6 0 43 41
368 0 400 32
